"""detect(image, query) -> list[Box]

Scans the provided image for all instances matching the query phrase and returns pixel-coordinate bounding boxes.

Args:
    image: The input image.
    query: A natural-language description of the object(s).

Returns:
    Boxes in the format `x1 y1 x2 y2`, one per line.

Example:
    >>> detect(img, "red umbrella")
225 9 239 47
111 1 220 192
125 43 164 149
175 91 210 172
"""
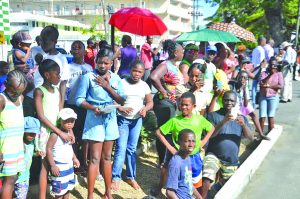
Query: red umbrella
109 7 167 36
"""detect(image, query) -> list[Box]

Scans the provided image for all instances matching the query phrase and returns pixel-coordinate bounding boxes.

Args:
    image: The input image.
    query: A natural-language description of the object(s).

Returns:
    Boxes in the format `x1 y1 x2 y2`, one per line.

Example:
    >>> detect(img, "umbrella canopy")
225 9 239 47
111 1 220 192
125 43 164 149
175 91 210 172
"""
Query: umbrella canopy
109 7 167 36
176 28 240 43
208 22 256 43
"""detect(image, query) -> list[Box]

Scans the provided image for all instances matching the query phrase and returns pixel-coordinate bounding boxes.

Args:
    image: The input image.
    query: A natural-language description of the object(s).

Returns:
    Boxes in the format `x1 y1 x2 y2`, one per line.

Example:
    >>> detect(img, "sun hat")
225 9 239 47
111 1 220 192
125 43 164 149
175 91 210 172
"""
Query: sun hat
58 108 77 120
11 31 33 45
24 116 41 134
280 41 292 49
206 45 217 53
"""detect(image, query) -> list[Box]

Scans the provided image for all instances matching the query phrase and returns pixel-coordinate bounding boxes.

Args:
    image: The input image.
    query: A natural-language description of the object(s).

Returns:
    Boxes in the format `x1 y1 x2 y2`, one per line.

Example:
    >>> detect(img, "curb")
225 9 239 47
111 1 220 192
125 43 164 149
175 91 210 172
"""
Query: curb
214 124 283 199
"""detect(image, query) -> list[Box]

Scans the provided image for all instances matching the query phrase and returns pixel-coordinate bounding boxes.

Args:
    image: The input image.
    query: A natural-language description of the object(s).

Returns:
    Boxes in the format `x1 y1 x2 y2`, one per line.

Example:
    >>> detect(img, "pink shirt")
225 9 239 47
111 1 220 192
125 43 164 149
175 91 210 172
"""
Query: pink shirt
141 43 153 70
260 71 284 97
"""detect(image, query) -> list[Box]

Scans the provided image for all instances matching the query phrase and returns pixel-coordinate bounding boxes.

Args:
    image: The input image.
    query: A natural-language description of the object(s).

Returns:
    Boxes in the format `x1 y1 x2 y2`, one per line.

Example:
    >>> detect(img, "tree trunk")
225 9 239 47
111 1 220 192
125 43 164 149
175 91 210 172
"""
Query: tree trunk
264 1 288 45
100 0 108 41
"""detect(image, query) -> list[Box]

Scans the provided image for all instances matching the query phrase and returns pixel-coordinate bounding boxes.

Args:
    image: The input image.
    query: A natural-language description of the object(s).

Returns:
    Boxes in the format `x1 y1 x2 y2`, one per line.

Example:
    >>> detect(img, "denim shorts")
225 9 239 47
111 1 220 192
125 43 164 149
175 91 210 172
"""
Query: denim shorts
259 95 279 118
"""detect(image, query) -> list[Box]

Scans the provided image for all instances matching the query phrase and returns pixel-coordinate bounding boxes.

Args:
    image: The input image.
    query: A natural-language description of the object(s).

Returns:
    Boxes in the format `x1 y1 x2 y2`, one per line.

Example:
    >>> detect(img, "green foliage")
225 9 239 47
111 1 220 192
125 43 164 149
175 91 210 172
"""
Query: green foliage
210 0 298 42
81 16 106 40
283 0 298 30
139 111 158 144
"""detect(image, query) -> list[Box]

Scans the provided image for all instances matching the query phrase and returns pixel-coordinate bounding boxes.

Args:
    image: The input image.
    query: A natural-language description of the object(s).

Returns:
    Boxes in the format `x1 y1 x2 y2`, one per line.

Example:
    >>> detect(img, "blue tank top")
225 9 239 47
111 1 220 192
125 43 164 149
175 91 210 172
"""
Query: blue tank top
118 46 137 78
12 48 34 68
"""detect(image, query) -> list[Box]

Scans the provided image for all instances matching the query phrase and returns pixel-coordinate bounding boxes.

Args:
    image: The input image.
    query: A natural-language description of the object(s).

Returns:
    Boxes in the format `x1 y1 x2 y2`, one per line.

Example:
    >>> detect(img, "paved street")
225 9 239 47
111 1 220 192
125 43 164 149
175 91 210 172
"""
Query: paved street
239 80 300 199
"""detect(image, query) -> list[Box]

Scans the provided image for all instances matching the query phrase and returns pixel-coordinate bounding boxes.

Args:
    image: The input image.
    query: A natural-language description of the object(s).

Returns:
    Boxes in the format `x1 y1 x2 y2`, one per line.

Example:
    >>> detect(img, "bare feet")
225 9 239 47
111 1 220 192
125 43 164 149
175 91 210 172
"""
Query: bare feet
111 180 120 191
126 179 141 190
103 193 114 199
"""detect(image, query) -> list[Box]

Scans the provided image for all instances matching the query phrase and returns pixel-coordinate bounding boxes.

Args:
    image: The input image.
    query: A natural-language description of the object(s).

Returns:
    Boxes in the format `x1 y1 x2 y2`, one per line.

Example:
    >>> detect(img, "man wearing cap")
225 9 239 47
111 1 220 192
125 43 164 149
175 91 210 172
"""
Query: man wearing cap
280 41 296 103
194 45 217 93
179 43 199 83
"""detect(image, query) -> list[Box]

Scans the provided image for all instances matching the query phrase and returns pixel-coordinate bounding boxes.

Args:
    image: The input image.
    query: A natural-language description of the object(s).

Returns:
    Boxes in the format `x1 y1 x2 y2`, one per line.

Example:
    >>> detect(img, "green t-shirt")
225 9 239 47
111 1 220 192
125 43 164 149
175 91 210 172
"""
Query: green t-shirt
160 115 214 155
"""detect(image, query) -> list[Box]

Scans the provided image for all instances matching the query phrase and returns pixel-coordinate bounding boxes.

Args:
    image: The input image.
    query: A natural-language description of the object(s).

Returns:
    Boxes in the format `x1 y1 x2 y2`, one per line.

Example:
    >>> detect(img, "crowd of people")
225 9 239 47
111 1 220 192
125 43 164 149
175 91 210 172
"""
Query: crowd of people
0 25 298 199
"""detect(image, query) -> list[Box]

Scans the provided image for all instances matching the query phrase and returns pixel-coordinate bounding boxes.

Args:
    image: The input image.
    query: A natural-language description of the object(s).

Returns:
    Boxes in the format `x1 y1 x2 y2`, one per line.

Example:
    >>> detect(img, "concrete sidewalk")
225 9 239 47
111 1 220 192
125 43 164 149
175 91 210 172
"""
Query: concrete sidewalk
238 80 300 199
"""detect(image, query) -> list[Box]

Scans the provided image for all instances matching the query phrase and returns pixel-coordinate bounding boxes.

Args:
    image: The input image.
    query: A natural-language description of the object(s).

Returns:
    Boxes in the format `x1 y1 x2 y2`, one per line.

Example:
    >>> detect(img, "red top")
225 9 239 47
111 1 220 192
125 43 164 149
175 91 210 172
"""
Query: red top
84 47 95 69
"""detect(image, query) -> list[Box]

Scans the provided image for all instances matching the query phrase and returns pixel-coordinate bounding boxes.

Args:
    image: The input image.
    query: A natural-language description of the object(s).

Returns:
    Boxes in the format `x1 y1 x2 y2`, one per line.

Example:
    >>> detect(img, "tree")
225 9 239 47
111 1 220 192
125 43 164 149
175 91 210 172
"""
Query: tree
207 0 298 45
81 16 106 40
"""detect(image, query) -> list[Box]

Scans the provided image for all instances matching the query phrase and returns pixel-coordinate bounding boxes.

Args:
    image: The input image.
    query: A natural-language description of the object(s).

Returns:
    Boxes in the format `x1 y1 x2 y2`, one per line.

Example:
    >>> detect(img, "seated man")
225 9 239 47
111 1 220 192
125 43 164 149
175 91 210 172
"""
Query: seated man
201 90 253 198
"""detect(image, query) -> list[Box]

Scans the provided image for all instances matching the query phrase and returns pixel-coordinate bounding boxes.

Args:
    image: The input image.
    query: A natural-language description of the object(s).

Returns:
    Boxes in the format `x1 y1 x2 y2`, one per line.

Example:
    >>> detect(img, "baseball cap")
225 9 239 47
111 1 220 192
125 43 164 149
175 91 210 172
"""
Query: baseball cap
241 57 251 64
206 45 217 53
58 108 77 120
24 116 41 134
185 43 199 51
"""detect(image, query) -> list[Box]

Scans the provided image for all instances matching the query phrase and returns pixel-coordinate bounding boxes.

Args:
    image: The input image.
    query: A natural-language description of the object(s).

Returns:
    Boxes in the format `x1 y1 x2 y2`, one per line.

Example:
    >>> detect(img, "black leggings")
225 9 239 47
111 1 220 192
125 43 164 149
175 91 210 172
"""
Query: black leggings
153 95 176 164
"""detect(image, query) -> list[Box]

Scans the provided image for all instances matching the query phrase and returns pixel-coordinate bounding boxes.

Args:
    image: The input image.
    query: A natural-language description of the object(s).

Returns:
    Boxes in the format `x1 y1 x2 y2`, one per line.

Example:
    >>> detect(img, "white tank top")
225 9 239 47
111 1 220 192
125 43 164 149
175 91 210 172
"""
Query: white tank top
52 134 73 164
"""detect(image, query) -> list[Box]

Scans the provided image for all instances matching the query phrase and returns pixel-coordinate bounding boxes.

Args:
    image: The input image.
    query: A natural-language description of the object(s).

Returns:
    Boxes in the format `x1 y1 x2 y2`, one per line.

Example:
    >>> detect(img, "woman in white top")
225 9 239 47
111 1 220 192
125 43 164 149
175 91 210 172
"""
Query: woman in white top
112 61 153 191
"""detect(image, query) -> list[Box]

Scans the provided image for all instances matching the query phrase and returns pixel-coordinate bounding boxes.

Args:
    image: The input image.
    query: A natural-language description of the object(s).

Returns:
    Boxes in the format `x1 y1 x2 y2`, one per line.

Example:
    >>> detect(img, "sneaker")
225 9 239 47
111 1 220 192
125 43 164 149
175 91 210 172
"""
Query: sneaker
96 174 104 181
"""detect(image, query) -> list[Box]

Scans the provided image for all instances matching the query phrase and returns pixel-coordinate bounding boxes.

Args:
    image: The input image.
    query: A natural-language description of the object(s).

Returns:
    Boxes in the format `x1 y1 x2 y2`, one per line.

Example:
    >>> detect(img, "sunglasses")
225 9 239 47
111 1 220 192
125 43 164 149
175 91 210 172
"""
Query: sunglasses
270 64 278 68
207 51 216 55
187 49 199 55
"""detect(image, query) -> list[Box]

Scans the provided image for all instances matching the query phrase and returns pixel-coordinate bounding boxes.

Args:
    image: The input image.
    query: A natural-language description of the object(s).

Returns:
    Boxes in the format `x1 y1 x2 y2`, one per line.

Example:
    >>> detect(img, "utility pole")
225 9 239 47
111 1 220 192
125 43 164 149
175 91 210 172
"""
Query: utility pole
100 0 108 41
296 0 300 47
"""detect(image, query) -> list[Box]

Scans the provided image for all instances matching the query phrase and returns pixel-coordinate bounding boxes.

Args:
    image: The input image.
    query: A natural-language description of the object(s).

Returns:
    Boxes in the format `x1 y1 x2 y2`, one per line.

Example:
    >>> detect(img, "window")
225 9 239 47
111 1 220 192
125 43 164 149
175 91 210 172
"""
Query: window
120 4 125 8
32 21 35 27
42 22 46 27
56 5 60 12
10 22 28 26
64 26 70 31
141 1 145 8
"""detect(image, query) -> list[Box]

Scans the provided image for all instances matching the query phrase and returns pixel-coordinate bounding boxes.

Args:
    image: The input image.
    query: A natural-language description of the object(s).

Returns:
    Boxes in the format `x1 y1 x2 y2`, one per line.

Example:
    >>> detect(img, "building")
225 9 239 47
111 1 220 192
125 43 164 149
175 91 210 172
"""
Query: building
9 12 90 52
10 0 193 39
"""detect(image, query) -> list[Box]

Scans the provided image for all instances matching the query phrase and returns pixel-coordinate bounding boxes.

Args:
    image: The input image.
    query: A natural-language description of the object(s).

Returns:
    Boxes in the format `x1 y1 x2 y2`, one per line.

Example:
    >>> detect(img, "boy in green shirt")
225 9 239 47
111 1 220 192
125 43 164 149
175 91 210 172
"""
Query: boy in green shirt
153 92 214 196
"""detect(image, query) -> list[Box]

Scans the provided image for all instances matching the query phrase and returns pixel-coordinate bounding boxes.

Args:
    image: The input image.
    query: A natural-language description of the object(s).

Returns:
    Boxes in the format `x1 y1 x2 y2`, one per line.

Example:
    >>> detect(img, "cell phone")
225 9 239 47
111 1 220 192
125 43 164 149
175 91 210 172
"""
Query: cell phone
231 108 238 120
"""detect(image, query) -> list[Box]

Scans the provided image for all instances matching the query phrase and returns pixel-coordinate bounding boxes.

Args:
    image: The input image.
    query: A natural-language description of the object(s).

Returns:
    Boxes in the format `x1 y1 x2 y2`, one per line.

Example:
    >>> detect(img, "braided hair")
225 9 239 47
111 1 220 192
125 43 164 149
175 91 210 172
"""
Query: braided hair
5 70 27 88
163 39 182 60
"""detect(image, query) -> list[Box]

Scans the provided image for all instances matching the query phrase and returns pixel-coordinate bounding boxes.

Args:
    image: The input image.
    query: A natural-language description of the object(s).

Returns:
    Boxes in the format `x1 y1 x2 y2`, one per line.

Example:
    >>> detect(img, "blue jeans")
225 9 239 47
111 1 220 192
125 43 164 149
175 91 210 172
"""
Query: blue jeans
259 95 279 118
252 79 259 108
112 116 143 181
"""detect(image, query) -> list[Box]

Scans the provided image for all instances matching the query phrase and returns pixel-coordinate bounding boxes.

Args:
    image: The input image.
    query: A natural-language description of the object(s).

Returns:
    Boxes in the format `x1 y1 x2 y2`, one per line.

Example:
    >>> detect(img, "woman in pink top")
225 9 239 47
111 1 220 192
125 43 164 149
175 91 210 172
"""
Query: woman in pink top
259 58 284 132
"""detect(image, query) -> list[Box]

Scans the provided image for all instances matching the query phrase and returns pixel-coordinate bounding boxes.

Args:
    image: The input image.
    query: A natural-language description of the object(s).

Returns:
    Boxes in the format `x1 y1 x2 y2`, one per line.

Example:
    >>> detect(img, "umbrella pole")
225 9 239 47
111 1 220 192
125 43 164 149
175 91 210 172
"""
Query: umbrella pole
111 25 115 72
